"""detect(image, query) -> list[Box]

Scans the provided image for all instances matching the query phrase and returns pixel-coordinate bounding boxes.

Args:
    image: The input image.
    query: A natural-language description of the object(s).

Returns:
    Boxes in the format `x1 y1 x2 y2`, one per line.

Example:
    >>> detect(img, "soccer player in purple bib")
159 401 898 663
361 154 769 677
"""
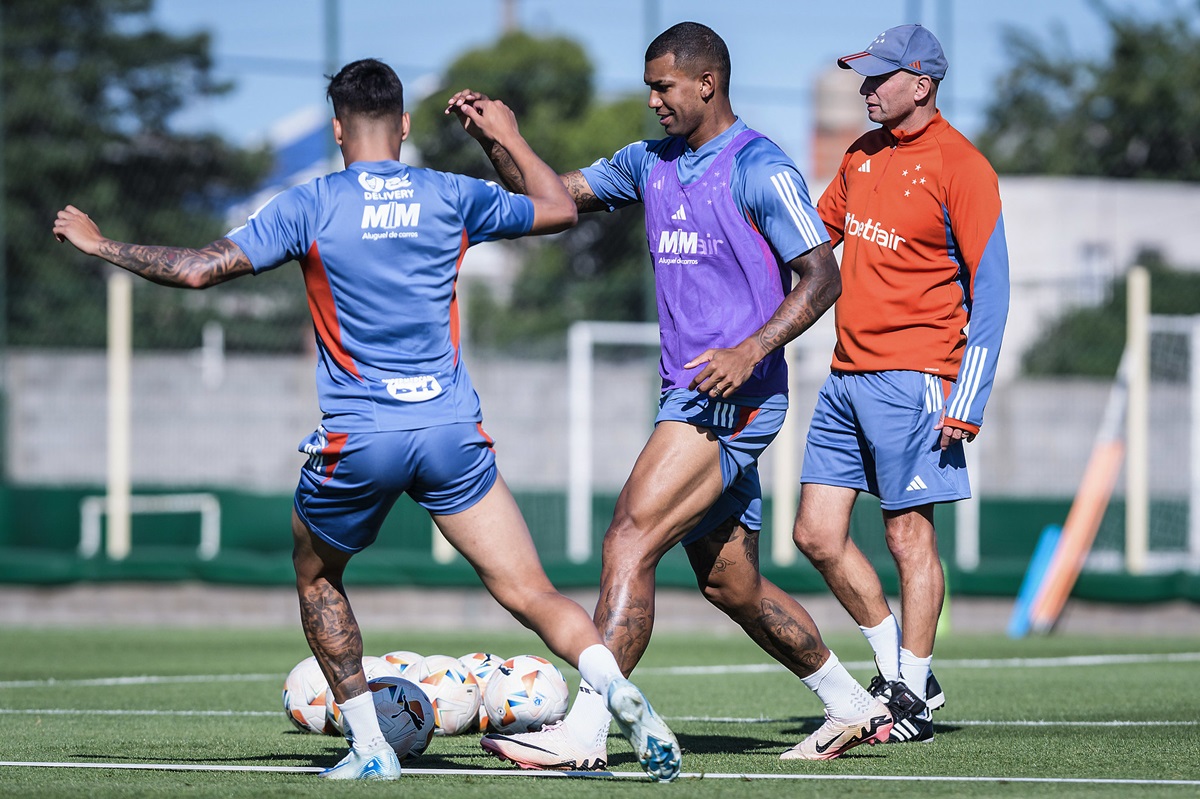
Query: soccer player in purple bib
451 22 892 765
54 58 681 782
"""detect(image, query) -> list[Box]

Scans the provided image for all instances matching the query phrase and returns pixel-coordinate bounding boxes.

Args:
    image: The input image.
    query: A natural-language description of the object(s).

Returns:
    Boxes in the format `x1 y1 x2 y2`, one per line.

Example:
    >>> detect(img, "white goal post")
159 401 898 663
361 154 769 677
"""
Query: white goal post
1091 265 1200 574
106 270 133 560
565 320 819 566
1126 302 1200 574
79 492 222 561
97 271 224 562
567 321 661 563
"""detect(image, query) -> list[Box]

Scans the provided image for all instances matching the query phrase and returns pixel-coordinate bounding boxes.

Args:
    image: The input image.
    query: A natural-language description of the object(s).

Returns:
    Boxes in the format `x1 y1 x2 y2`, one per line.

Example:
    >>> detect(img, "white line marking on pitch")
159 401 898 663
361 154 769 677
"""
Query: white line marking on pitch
1 708 1194 728
0 708 278 717
640 651 1200 676
0 673 280 689
669 716 1199 726
0 761 1197 786
2 652 1197 690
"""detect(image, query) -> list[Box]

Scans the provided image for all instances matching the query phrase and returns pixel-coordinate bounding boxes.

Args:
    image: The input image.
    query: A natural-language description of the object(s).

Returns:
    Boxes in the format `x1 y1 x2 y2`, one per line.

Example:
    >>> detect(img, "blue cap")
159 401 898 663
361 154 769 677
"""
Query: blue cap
837 24 947 81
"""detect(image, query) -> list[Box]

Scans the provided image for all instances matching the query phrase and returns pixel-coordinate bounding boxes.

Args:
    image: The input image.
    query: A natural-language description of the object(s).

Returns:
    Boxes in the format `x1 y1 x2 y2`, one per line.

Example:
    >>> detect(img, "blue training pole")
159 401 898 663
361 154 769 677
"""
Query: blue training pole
1007 525 1063 639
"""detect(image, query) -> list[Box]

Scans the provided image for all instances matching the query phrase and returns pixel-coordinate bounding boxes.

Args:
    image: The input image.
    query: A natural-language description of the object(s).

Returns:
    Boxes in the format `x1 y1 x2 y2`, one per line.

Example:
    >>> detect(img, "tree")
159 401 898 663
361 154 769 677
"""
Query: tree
409 31 653 353
976 1 1200 179
1022 251 1200 377
2 0 300 351
977 2 1200 376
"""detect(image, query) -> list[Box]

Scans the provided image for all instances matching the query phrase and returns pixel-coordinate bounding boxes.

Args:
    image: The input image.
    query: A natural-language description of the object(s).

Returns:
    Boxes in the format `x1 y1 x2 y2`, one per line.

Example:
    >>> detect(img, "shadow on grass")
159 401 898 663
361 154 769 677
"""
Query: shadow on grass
73 751 328 766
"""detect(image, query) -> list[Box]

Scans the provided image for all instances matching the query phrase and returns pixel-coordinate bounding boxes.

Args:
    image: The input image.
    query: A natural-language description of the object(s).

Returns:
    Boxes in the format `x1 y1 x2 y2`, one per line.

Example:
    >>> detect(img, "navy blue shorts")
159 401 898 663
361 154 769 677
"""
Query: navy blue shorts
655 389 786 545
801 371 970 510
293 422 496 553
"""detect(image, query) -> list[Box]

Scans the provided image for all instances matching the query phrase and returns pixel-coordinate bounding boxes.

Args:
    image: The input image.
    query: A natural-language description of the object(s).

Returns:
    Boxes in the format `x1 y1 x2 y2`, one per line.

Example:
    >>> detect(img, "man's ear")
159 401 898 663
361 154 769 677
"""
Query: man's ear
332 117 343 145
914 75 934 104
401 111 411 142
699 71 716 101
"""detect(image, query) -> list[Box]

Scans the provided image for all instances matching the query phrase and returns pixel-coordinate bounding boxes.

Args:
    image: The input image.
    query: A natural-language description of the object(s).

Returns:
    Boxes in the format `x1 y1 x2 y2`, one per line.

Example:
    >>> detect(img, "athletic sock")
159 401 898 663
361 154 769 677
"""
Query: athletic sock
575 644 623 697
860 614 902 681
800 651 877 722
561 679 613 746
338 690 387 753
899 648 932 705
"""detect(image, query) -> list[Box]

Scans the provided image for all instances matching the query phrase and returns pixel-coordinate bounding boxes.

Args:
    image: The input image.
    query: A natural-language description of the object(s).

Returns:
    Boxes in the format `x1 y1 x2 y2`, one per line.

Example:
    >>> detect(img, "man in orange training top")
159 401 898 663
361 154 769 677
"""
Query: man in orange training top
792 23 1010 743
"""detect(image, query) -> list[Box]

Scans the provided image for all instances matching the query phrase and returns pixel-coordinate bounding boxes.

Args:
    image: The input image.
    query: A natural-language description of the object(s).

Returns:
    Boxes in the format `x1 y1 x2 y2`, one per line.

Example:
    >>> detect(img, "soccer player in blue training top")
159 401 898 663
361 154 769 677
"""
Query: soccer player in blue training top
449 21 893 765
54 58 681 782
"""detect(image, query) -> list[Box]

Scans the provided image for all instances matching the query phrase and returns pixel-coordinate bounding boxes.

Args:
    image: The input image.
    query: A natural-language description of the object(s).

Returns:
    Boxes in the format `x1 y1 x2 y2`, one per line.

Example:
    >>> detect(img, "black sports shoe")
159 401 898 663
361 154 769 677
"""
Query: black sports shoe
925 671 945 712
867 673 891 700
883 680 934 743
868 656 943 712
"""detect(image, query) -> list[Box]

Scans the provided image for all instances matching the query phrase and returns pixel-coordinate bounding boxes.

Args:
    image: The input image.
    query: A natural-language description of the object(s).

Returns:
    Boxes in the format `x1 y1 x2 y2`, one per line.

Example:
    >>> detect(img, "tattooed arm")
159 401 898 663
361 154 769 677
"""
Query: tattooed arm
445 89 608 213
686 242 841 397
53 205 253 288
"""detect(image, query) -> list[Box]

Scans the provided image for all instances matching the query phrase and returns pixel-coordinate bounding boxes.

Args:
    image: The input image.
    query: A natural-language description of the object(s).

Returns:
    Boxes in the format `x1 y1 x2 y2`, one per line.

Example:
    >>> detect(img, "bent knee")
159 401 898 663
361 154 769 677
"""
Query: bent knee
601 515 665 565
884 532 938 566
698 573 760 617
792 525 847 565
883 516 938 563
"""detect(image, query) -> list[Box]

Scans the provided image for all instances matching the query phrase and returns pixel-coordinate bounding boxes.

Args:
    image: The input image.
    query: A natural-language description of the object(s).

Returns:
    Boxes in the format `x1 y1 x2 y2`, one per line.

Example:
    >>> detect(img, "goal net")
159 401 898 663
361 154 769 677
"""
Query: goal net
1089 313 1200 573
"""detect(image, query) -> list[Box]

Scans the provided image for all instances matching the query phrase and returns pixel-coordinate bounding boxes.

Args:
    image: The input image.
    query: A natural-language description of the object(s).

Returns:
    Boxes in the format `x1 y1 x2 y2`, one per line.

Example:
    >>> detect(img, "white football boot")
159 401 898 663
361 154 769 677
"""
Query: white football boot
318 744 401 780
481 719 609 771
780 699 893 761
606 678 682 781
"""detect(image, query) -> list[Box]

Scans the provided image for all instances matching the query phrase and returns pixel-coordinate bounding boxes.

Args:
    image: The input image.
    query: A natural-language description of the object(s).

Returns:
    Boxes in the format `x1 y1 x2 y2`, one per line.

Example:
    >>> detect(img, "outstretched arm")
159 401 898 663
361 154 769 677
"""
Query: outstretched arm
444 93 577 233
53 205 252 288
446 89 607 214
686 242 841 397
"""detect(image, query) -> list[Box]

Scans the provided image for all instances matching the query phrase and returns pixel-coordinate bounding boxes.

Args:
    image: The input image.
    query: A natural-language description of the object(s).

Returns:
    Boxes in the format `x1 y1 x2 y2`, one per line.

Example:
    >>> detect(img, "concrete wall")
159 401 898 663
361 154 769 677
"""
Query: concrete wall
6 349 1188 498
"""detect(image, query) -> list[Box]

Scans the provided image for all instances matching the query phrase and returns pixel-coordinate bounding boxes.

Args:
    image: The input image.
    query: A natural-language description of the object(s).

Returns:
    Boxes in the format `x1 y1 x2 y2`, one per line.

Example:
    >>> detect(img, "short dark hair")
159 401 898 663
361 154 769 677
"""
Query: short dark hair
326 58 405 121
645 22 731 95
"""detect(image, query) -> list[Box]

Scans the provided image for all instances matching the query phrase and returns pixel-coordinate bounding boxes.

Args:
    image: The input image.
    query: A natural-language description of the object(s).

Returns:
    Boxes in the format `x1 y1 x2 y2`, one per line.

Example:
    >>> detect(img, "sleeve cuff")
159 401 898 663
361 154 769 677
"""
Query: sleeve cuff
944 418 980 435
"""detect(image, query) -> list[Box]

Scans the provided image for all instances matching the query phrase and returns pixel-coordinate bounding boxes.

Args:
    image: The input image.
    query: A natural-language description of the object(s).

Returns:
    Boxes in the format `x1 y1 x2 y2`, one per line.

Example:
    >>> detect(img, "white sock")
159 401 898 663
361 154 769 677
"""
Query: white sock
899 648 932 704
338 691 386 753
800 651 876 722
860 614 901 681
575 644 623 697
562 680 613 746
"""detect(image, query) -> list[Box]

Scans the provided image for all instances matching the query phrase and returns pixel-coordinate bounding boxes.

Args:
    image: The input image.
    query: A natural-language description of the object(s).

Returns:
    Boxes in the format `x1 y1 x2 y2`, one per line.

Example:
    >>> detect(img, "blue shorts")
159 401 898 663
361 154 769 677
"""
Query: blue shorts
801 371 970 510
655 389 787 545
293 422 497 553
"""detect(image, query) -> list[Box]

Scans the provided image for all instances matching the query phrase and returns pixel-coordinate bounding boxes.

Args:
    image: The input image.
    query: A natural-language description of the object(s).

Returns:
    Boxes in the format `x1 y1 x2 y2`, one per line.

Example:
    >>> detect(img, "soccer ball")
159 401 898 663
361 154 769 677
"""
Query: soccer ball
282 656 333 734
459 651 505 684
324 655 404 736
418 654 482 736
482 654 570 735
364 676 436 761
458 652 505 732
381 649 425 679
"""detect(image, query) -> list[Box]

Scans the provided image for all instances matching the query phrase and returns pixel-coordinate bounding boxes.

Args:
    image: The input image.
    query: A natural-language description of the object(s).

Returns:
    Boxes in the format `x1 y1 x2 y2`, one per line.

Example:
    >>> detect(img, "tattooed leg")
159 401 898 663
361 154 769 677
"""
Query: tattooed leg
593 548 659 677
291 511 366 702
685 519 830 677
592 420 728 675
